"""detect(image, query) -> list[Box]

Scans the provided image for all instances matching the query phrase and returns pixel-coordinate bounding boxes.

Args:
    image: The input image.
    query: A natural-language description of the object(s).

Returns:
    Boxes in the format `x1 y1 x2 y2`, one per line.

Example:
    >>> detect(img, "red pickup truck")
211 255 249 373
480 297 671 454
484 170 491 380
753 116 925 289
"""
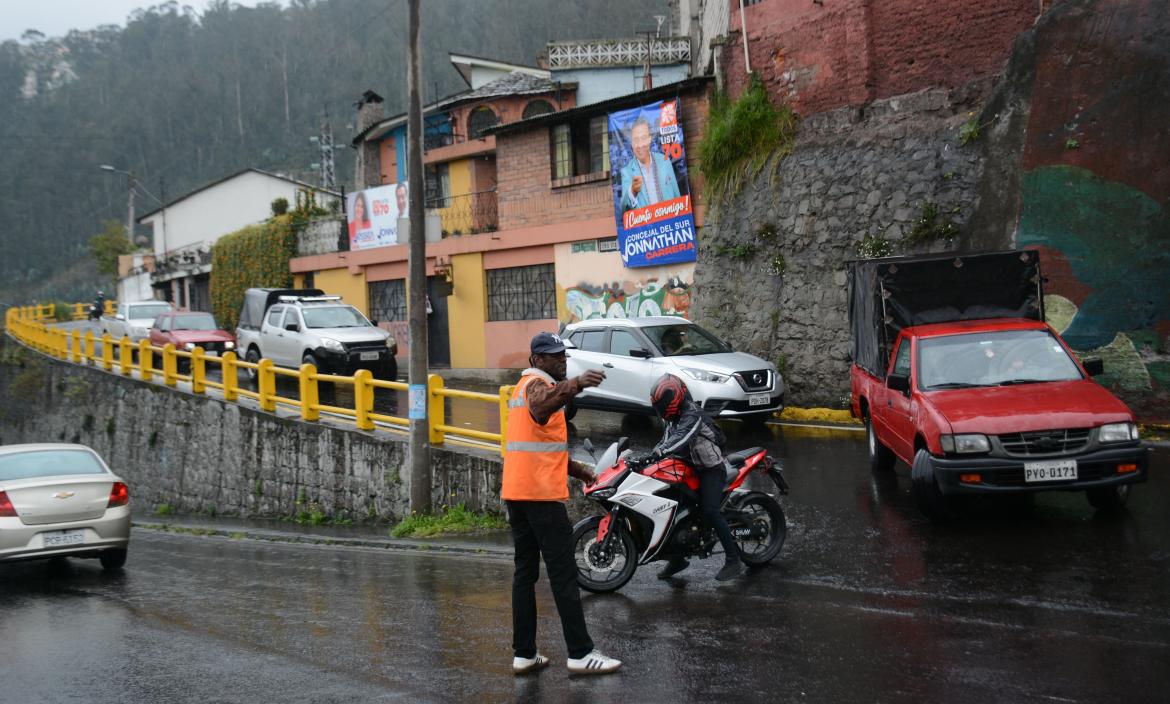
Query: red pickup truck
848 250 1148 521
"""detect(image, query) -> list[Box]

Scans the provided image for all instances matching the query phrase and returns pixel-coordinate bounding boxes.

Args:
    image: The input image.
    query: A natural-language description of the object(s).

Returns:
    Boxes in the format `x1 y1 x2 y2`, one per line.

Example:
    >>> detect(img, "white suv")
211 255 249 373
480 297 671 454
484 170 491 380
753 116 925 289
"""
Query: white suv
244 295 397 380
563 317 784 424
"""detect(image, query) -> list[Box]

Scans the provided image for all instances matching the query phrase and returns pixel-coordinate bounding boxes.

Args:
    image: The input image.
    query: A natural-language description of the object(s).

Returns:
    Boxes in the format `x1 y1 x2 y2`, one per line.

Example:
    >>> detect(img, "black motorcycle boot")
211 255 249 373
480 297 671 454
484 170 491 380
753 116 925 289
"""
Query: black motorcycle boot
657 556 690 579
715 559 746 581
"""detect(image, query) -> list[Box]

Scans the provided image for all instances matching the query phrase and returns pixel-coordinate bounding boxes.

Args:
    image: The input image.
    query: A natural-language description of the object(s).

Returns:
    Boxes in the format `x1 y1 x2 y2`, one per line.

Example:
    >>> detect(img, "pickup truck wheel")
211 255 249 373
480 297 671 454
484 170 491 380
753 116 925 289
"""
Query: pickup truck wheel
866 415 896 473
910 449 959 522
1086 484 1130 511
245 348 260 381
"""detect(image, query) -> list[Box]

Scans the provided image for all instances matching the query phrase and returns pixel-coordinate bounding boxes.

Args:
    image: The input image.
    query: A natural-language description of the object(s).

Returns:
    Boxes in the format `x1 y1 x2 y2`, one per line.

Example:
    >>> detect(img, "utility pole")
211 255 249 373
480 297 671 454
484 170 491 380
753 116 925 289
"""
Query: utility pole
638 29 656 90
320 111 336 190
127 172 136 246
406 0 430 514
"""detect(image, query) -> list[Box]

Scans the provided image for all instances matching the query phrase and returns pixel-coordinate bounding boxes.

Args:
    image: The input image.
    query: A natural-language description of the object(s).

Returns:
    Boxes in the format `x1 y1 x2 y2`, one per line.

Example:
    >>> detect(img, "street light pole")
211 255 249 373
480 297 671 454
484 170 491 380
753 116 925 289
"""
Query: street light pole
406 0 431 514
100 164 136 246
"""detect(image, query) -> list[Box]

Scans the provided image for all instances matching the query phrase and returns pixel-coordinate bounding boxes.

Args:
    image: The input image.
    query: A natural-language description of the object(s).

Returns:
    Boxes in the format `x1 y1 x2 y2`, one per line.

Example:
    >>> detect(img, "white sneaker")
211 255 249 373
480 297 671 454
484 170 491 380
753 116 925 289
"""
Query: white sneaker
512 653 549 675
567 650 622 675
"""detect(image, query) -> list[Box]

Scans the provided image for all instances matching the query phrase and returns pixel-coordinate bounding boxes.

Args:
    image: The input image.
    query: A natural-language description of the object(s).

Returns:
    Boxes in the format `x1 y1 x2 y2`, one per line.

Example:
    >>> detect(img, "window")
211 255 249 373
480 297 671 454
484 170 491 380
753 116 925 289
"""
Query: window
425 163 451 208
369 279 407 322
523 99 555 119
468 106 499 138
550 115 608 180
892 339 911 377
0 450 108 481
609 329 643 356
155 316 170 332
597 237 619 252
302 305 370 329
266 306 284 328
487 264 556 321
576 330 606 352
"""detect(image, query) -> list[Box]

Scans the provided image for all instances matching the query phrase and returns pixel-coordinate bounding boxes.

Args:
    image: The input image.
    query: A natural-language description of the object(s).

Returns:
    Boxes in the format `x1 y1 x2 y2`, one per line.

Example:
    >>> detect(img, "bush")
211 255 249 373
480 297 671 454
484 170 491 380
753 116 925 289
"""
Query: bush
271 197 289 216
390 503 509 538
698 73 799 202
210 216 297 330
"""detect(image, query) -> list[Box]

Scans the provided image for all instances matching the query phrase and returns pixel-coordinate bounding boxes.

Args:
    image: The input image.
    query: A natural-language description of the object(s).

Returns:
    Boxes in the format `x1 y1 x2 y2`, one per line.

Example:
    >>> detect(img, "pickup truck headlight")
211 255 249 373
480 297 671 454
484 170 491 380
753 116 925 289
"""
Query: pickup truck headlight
940 434 991 454
320 337 345 353
1098 422 1138 443
184 342 196 351
224 341 235 350
680 367 730 383
384 337 396 349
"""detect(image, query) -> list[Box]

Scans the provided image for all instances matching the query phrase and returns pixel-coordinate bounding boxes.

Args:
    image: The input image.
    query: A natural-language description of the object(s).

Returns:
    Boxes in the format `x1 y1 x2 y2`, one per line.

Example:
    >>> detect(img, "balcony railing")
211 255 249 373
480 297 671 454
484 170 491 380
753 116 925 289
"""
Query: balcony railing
425 190 499 236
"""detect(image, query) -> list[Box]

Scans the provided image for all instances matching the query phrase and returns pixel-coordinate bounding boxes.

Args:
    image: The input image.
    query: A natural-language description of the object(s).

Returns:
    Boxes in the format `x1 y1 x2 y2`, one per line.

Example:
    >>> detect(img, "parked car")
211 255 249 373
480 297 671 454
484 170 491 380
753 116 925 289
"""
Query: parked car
0 444 130 570
236 289 398 380
848 250 1149 520
149 310 236 357
563 316 784 423
101 300 174 342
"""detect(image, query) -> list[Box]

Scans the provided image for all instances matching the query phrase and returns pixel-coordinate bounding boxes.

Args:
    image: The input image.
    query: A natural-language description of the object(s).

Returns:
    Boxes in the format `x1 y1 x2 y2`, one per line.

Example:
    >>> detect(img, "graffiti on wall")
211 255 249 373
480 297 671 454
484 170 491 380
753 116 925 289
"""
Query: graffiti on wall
563 275 691 322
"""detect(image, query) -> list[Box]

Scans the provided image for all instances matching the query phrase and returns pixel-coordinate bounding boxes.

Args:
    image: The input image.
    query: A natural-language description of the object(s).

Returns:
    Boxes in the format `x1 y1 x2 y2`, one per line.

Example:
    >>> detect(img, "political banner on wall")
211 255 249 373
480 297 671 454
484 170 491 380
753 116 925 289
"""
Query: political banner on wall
608 99 696 268
347 182 410 251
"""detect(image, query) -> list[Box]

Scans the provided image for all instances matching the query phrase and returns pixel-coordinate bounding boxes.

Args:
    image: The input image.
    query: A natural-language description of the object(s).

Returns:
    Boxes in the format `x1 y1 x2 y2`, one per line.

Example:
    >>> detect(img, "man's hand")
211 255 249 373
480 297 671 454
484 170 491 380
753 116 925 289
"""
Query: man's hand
631 174 643 197
576 369 606 389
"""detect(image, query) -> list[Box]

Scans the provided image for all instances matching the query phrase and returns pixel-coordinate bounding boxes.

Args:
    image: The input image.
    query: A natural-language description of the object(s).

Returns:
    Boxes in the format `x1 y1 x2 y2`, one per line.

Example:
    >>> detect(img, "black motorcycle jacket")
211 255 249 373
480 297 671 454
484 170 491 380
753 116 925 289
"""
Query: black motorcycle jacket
652 401 725 470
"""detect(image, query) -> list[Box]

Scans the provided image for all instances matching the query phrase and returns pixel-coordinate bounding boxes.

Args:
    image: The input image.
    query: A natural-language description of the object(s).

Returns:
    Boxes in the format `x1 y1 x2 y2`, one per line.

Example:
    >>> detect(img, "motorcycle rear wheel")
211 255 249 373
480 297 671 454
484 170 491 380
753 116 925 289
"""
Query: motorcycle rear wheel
731 494 787 566
572 515 638 594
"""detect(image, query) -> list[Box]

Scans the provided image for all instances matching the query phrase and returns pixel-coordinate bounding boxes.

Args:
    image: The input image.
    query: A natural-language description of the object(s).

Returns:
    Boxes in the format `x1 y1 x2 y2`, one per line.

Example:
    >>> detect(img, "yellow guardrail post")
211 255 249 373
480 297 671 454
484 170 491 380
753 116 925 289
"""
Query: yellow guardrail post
258 358 276 412
191 348 206 394
353 369 375 430
162 343 177 387
118 337 133 376
222 351 239 401
83 330 94 364
428 374 445 445
71 330 82 363
138 339 153 382
73 303 84 320
300 363 320 421
498 385 511 458
101 333 113 371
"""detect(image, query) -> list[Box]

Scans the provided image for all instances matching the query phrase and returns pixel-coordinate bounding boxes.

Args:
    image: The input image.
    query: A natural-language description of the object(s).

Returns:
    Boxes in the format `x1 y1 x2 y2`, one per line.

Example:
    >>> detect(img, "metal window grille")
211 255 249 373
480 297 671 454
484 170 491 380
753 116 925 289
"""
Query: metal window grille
523 99 554 119
590 115 610 173
551 124 572 180
368 279 407 322
425 163 450 208
468 106 499 139
597 238 619 252
487 264 556 321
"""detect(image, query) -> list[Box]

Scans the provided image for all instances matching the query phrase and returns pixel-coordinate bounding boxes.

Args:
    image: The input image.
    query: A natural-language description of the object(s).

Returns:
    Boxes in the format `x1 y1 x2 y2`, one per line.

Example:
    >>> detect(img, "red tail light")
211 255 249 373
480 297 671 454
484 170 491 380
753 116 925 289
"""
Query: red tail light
0 491 16 517
108 482 129 508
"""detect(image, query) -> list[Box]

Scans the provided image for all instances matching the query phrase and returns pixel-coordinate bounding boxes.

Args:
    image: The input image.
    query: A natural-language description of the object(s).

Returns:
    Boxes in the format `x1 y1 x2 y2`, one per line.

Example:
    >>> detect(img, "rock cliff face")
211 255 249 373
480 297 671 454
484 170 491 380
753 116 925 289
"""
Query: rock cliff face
693 87 993 407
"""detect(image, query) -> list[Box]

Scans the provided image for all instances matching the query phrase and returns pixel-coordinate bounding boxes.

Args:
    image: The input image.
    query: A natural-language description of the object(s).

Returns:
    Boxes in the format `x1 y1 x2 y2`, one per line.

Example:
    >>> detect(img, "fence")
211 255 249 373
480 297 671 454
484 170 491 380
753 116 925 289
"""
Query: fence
4 304 511 457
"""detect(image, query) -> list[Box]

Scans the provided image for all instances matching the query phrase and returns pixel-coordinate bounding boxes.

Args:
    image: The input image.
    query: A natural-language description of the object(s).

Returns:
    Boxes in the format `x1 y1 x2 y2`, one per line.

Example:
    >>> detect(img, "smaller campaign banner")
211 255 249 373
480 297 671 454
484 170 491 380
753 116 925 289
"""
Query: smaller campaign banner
347 182 410 251
608 99 696 268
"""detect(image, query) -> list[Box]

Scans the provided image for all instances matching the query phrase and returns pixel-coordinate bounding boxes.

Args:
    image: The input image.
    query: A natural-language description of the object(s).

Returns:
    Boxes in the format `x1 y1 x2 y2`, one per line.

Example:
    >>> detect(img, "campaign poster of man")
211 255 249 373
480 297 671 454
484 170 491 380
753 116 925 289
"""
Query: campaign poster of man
346 182 410 251
608 99 696 268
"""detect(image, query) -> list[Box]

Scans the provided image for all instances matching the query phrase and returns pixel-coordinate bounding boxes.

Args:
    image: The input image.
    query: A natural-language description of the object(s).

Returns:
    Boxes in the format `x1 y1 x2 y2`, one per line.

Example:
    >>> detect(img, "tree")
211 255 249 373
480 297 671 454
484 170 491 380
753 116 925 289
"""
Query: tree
88 219 134 285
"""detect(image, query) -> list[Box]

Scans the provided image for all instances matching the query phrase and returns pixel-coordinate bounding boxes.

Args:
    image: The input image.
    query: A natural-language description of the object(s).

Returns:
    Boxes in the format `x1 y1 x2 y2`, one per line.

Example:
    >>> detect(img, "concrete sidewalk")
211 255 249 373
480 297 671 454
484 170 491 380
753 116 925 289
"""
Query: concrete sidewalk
133 512 514 558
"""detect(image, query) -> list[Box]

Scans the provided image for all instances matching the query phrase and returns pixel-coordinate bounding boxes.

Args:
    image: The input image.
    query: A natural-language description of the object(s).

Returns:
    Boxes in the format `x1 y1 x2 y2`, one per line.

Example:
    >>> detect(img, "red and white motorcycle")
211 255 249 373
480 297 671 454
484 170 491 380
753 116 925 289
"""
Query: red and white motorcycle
571 437 789 593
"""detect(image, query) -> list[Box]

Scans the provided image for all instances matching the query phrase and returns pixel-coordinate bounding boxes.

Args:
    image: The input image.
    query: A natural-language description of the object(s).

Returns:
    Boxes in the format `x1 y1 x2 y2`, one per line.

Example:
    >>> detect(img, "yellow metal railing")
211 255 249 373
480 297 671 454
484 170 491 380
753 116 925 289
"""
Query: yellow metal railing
4 303 512 456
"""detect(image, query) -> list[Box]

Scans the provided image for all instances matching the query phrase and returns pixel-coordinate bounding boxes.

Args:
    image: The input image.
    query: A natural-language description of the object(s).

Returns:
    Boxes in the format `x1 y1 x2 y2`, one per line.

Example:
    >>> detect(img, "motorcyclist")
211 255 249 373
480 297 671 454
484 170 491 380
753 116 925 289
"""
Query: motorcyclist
642 373 746 581
90 290 106 320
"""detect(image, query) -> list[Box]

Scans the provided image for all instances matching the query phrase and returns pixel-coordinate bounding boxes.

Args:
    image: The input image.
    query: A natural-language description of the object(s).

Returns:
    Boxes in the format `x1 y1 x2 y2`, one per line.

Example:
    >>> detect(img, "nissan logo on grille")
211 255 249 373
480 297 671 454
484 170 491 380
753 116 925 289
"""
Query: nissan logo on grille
750 372 765 386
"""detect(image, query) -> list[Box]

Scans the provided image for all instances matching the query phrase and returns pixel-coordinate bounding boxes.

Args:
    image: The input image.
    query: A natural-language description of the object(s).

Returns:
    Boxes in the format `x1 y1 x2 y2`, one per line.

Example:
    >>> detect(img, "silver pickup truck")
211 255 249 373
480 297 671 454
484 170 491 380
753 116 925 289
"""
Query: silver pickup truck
100 300 174 342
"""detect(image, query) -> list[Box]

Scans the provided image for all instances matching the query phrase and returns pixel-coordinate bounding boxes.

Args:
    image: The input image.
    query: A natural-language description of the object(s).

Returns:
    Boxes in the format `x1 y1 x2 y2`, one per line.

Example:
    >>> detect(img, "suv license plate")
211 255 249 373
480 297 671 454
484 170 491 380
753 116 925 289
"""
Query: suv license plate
43 530 85 547
1024 459 1078 482
748 393 771 407
359 351 380 361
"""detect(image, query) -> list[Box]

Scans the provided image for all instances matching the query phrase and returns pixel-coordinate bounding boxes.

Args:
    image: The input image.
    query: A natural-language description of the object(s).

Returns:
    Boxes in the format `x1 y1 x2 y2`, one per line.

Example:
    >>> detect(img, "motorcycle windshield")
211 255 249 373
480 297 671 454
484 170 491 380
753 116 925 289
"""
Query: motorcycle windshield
593 442 620 475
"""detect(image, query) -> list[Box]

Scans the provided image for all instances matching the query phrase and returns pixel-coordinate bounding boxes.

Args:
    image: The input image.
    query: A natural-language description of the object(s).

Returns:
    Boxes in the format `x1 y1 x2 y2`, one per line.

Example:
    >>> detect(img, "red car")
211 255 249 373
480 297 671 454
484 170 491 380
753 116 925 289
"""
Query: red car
148 311 237 359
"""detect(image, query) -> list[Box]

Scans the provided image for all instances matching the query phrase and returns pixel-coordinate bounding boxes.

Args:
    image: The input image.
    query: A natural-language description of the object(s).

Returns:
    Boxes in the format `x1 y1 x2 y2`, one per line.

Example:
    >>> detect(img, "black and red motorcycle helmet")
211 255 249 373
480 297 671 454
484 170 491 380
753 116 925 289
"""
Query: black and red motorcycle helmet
650 373 690 421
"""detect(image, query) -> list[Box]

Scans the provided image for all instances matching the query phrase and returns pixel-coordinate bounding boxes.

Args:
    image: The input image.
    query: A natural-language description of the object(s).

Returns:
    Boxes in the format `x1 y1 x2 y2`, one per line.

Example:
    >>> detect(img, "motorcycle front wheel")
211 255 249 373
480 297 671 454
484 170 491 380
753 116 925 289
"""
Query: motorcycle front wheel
571 515 638 594
730 493 787 566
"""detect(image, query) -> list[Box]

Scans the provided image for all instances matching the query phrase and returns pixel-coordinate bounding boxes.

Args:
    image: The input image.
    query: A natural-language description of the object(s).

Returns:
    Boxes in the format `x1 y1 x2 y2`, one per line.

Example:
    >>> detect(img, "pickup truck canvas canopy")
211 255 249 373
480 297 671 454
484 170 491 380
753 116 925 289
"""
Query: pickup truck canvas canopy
847 250 1043 377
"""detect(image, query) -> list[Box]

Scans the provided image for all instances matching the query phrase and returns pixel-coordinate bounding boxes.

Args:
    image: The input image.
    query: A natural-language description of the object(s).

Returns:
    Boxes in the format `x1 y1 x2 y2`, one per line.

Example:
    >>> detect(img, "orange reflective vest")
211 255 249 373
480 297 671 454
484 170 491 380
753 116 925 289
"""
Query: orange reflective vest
501 372 570 501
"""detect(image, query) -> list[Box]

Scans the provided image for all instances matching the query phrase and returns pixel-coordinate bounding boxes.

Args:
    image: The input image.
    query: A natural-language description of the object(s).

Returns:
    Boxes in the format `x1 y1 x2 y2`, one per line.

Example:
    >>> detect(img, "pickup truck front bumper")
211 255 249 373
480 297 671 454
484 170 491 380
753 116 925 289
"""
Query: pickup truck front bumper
931 444 1150 495
314 346 394 377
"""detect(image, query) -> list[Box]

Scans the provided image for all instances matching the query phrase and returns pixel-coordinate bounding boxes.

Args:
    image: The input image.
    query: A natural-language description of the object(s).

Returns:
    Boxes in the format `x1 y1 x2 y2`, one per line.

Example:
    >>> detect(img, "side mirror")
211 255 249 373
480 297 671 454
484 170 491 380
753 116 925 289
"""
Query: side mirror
370 319 379 326
617 436 629 454
1082 357 1104 377
887 373 910 394
284 322 299 333
629 348 652 359
582 438 595 458
115 314 125 321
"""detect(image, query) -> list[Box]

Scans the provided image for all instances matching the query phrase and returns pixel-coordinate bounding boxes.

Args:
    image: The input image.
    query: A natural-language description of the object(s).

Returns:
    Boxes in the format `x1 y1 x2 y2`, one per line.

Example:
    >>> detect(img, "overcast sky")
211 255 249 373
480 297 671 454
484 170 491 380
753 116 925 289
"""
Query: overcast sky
0 0 287 42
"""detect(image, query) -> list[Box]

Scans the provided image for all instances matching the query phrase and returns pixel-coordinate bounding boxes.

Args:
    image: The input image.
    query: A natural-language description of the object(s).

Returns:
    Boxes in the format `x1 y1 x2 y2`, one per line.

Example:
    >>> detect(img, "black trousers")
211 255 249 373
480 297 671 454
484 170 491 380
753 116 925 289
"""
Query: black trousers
507 500 594 660
698 466 741 562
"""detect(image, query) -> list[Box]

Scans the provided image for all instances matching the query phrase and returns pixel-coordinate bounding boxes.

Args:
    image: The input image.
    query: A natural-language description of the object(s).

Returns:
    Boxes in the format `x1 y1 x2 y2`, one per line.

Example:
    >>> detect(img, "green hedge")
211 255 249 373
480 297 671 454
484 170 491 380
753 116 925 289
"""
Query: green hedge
210 215 296 330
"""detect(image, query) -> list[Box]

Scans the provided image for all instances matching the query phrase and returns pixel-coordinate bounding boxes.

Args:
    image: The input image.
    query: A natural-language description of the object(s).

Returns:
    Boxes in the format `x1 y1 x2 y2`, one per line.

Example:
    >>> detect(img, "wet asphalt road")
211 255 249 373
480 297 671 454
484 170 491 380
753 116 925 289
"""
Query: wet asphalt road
3 423 1167 703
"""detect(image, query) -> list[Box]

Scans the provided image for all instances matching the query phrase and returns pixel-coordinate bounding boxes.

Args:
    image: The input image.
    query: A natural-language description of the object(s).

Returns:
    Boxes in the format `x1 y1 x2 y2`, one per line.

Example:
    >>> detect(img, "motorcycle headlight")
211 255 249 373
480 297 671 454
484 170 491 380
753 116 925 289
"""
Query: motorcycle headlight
1098 422 1138 443
590 487 616 499
940 434 991 454
184 342 196 351
320 337 345 353
679 366 730 383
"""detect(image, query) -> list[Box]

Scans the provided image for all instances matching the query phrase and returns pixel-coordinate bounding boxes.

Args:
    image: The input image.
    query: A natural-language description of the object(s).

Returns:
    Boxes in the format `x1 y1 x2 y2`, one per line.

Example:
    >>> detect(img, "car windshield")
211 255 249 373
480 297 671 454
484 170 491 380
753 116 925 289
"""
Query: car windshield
171 314 218 331
641 323 731 357
301 305 371 329
0 449 109 481
130 303 171 320
918 329 1083 390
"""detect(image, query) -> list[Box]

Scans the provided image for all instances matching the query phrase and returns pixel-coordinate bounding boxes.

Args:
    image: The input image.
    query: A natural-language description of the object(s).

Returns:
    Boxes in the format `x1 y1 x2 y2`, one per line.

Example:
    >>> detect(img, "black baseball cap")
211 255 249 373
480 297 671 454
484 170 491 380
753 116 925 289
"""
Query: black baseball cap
530 332 567 355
